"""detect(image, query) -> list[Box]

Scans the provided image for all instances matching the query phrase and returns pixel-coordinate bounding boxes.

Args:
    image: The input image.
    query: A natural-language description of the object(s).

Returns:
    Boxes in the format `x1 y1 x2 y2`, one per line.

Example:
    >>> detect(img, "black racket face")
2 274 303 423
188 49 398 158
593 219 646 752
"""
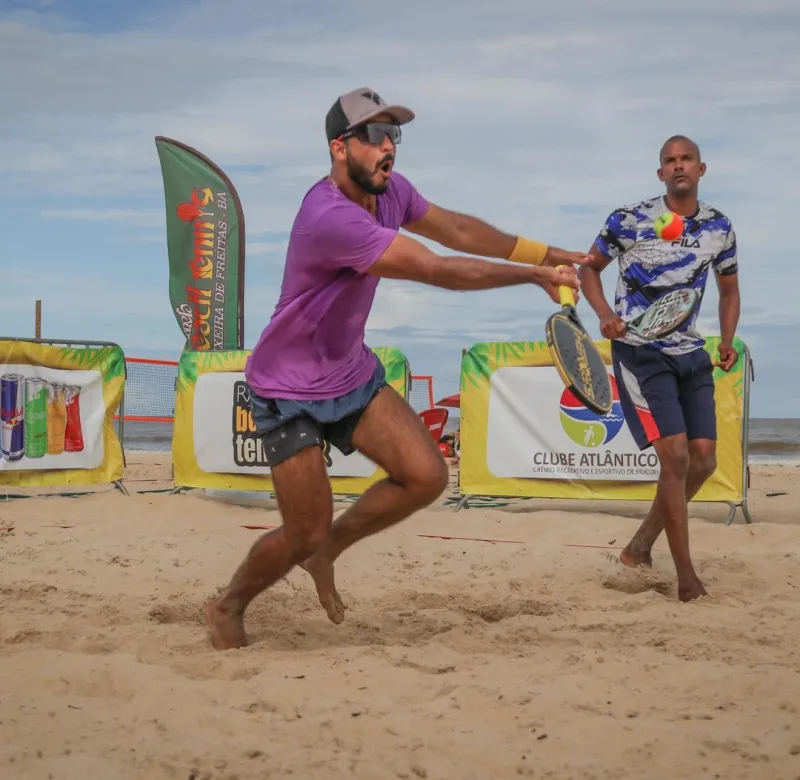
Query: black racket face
546 312 612 415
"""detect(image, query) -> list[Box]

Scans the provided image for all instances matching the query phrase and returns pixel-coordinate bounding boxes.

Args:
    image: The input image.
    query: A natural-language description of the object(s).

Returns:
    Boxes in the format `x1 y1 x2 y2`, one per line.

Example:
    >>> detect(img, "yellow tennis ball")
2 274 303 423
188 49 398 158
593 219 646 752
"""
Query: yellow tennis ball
654 211 684 241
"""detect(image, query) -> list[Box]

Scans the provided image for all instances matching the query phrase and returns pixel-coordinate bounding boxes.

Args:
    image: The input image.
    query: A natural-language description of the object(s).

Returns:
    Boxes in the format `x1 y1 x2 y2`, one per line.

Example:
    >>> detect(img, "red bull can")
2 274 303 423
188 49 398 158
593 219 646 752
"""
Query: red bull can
24 378 48 459
1 373 25 462
64 384 85 453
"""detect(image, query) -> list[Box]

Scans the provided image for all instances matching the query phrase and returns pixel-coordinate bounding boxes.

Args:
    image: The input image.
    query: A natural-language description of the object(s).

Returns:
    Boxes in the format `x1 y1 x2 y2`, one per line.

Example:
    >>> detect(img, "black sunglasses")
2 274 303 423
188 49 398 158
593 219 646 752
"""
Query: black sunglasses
342 121 402 145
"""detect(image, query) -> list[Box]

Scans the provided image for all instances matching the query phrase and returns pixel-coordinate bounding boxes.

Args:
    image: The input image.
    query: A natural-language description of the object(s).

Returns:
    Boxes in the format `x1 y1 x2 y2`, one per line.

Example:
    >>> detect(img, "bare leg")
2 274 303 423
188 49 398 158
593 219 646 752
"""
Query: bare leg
205 445 333 650
622 434 709 601
621 438 716 568
301 386 449 623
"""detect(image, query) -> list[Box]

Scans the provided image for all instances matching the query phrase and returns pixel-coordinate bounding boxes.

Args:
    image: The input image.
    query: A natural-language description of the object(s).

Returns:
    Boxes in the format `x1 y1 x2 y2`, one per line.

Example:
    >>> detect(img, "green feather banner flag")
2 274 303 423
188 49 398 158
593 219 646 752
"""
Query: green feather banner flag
155 136 246 351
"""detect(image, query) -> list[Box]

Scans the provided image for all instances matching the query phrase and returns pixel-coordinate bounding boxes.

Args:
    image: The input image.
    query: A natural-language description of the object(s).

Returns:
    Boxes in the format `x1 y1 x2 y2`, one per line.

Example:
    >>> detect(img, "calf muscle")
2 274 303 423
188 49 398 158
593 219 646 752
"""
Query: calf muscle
622 434 708 602
205 444 333 649
623 438 716 564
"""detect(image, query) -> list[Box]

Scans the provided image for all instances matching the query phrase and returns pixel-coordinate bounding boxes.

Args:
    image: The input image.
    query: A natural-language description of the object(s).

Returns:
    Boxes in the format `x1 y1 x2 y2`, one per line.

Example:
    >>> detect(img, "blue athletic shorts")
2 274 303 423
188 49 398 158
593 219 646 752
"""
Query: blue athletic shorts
611 341 716 451
246 359 387 468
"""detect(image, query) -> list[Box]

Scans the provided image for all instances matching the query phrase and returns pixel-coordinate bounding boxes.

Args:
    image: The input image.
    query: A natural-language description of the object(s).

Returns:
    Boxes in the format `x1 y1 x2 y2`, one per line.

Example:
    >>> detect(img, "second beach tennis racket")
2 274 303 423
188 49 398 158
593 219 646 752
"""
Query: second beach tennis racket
626 288 701 341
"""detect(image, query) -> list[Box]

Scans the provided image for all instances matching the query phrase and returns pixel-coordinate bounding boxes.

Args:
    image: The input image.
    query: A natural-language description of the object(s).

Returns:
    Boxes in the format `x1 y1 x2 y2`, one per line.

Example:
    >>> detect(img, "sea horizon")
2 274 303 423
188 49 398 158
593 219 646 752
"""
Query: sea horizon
120 416 800 467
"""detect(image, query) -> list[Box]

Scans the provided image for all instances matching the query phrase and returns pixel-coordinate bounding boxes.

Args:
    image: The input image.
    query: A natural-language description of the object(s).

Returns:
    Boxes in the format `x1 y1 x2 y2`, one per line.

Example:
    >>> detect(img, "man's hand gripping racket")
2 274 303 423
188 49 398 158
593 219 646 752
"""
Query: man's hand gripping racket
602 289 735 369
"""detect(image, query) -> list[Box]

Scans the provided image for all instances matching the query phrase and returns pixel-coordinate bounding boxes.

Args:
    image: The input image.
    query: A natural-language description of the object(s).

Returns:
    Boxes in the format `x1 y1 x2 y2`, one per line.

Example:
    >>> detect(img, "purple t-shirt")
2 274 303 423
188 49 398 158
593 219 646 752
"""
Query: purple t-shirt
245 172 429 400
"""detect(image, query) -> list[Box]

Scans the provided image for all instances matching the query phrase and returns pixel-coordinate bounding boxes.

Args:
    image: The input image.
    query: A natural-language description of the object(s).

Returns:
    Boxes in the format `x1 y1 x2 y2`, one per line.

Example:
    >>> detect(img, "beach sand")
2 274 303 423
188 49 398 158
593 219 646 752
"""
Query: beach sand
1 453 799 779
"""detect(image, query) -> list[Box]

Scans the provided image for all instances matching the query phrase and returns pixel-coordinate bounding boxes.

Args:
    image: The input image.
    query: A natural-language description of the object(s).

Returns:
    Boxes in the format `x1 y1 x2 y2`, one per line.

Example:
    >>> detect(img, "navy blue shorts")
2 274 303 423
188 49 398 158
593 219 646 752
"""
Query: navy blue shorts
246 360 387 468
611 341 716 451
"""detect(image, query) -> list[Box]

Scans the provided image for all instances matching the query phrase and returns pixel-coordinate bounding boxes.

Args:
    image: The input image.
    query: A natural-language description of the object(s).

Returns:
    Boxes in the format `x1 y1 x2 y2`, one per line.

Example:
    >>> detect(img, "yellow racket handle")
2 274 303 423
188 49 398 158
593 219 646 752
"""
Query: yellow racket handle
556 265 576 307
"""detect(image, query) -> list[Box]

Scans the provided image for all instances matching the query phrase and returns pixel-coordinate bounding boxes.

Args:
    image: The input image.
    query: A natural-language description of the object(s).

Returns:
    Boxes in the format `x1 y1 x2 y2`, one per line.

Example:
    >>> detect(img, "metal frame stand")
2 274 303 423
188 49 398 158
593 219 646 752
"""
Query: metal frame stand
170 486 199 495
722 343 755 525
0 337 130 497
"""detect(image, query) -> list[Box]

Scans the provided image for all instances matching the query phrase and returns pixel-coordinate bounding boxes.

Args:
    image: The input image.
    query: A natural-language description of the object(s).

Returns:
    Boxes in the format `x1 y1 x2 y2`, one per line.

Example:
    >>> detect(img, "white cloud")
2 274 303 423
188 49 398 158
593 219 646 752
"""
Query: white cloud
0 0 798 415
39 208 166 228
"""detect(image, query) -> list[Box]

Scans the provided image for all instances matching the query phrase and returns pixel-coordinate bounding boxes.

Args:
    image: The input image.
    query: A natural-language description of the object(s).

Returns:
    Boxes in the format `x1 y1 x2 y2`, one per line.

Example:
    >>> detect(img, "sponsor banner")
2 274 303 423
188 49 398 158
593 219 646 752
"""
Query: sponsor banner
460 336 747 502
487 366 660 481
0 341 125 486
172 347 410 493
155 136 246 352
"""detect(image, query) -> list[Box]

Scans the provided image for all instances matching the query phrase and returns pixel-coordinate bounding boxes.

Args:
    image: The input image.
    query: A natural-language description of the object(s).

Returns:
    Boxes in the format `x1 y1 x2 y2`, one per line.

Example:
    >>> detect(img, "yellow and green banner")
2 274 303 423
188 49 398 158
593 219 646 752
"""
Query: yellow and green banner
155 136 246 352
0 340 126 487
460 336 747 502
172 346 411 493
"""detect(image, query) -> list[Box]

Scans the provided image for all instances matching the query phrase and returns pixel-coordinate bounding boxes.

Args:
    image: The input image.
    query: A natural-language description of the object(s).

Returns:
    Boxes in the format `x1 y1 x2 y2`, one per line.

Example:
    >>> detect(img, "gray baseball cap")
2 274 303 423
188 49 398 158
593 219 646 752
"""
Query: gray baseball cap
325 87 415 142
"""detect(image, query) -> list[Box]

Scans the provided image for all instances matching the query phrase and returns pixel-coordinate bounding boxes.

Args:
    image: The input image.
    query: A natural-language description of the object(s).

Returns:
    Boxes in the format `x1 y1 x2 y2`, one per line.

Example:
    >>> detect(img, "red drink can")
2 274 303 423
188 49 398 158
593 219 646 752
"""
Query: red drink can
64 384 84 453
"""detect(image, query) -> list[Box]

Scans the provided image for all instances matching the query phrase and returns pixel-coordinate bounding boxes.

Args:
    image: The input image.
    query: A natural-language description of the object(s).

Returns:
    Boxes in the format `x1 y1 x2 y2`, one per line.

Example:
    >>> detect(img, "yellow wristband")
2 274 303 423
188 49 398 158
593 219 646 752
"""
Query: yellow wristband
507 236 548 266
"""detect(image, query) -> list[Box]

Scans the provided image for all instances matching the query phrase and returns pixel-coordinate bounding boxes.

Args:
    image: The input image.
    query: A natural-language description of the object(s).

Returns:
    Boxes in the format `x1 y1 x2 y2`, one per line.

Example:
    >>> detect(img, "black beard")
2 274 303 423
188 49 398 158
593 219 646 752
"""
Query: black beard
346 153 390 195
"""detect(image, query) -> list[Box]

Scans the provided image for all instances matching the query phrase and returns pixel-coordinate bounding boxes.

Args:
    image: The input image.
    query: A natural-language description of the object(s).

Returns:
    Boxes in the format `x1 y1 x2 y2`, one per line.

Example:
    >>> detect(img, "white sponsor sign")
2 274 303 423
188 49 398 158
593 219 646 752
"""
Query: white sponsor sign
486 366 660 481
192 372 378 478
0 366 105 472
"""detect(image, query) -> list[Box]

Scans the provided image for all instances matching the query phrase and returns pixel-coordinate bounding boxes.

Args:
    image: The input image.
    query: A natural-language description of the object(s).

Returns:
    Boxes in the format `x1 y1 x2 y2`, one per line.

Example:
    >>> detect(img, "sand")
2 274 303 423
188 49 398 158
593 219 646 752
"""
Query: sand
1 453 800 780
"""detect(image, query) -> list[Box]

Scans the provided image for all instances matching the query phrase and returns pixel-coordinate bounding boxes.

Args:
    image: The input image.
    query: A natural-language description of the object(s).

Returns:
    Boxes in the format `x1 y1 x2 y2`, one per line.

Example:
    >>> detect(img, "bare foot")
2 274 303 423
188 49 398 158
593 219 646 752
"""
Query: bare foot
299 555 346 624
620 544 653 568
678 578 708 602
204 598 247 650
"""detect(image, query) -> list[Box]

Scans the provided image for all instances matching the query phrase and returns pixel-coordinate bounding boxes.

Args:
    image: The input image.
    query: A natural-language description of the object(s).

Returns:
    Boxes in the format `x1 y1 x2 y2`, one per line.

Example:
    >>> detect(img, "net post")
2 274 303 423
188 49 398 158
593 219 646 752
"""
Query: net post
119 387 127 470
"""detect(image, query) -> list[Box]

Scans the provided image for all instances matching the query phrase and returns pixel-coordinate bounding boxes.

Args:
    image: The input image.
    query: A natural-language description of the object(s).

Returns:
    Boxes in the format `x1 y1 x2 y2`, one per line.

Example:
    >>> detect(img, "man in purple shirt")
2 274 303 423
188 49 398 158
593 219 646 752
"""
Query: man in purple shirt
206 86 593 650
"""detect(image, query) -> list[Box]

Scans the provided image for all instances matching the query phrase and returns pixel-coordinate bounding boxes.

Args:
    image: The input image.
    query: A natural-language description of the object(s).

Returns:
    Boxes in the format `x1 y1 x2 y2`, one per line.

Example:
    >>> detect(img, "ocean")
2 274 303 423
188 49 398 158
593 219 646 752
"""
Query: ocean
121 417 800 465
746 418 800 465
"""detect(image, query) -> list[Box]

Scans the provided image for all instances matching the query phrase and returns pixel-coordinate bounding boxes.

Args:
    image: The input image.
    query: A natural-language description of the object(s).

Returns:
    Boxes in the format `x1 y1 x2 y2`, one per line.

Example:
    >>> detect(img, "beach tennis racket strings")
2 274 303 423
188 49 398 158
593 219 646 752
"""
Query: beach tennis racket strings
625 288 701 341
544 269 613 416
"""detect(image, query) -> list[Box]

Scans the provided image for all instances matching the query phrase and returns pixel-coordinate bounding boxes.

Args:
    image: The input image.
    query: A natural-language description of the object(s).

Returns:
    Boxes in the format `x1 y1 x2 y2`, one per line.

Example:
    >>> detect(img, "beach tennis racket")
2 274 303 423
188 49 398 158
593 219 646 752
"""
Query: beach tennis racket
625 288 701 341
545 269 613 416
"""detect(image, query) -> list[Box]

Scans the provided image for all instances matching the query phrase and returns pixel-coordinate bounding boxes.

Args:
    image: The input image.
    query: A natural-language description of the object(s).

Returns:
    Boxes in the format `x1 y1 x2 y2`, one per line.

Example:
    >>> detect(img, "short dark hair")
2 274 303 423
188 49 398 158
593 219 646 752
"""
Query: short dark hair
660 135 701 163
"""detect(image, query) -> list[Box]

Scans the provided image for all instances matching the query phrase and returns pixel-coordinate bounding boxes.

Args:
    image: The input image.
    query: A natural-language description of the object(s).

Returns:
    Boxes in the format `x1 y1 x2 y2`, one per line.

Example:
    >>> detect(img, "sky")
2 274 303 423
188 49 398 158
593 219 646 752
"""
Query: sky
1 0 798 418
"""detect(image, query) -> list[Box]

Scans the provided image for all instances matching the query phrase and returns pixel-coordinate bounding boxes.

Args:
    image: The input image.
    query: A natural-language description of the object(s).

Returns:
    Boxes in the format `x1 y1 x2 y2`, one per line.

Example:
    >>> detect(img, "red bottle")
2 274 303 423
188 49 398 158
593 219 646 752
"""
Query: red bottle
64 385 84 452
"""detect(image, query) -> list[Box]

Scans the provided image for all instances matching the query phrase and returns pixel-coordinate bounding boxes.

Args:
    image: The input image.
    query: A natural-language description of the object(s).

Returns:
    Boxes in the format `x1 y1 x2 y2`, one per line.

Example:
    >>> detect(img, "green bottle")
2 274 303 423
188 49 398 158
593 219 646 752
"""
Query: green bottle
24 378 48 459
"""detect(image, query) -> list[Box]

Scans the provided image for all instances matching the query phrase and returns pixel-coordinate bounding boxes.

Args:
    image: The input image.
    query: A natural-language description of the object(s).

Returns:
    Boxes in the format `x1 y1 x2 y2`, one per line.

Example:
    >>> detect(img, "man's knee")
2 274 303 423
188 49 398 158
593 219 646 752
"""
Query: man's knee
689 440 717 481
655 435 691 479
405 452 450 506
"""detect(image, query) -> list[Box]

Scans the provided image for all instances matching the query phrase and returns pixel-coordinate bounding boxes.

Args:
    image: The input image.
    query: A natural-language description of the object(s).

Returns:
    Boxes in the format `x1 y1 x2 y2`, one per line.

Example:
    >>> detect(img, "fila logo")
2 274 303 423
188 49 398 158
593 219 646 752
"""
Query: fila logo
361 90 382 105
672 237 701 249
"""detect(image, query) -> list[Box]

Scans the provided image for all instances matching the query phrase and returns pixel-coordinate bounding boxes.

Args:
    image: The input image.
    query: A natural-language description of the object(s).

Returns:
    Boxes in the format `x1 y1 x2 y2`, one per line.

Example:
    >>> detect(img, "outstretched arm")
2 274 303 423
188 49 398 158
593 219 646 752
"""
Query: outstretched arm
366 232 577 300
405 202 592 269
